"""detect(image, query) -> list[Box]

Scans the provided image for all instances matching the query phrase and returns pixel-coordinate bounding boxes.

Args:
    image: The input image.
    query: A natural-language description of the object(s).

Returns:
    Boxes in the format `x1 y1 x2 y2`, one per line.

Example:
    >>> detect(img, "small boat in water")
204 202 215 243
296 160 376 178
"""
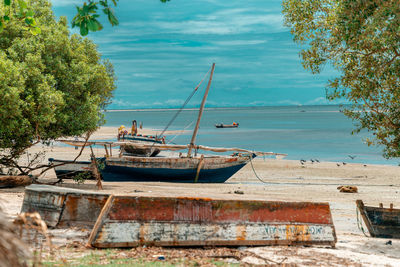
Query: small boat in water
215 122 239 128
356 200 400 238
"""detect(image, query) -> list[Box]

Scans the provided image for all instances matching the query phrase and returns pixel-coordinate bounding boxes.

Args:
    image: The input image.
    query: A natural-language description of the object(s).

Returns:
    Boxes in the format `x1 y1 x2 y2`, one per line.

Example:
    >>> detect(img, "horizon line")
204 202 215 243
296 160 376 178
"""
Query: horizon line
104 103 350 112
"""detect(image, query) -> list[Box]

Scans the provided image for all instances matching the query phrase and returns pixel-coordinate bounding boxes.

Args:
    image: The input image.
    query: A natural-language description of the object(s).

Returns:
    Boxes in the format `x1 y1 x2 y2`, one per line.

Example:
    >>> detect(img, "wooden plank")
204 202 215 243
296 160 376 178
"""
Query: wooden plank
87 195 115 247
89 196 336 248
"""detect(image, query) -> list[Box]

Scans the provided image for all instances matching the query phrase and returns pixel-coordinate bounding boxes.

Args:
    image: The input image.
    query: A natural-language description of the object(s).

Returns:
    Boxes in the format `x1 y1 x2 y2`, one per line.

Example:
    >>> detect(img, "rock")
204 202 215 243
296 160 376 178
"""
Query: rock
234 190 244 195
337 185 358 193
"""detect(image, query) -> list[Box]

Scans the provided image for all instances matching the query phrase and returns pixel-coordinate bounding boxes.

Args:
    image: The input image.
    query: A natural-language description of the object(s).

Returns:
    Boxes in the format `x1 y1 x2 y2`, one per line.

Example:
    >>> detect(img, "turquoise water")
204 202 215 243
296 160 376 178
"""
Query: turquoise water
104 105 399 165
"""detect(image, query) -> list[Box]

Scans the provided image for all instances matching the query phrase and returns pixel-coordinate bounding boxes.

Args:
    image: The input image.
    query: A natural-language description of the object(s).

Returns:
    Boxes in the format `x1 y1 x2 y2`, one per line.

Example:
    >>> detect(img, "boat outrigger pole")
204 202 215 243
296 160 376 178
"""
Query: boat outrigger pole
187 63 215 157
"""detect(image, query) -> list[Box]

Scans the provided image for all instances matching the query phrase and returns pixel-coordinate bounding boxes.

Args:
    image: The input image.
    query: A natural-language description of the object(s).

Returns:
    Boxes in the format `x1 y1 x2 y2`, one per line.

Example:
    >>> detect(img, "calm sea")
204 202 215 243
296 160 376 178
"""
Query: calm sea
104 105 399 165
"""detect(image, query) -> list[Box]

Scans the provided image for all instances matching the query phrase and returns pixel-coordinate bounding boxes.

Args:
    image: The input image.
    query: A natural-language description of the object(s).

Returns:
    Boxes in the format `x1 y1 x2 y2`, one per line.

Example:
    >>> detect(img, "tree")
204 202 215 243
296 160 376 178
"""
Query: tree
1 0 170 36
282 0 400 158
0 0 116 175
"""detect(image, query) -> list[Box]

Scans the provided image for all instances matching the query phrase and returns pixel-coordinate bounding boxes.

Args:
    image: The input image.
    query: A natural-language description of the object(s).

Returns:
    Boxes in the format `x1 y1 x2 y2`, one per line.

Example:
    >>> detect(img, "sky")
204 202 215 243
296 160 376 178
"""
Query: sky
51 0 339 109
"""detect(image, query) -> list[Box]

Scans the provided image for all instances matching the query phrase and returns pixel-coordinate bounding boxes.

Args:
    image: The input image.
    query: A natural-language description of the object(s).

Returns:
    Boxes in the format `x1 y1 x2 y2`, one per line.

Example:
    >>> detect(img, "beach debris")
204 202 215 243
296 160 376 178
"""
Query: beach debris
363 164 367 167
337 186 358 193
0 175 33 188
88 195 337 248
234 190 244 194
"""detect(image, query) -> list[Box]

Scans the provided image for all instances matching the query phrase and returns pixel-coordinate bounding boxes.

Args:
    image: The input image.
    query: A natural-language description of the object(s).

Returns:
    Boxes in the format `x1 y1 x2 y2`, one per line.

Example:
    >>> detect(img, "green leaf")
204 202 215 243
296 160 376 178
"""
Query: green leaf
3 15 10 21
4 0 11 6
25 10 34 17
18 0 28 10
0 21 3 33
87 18 99 31
29 26 41 35
80 24 88 36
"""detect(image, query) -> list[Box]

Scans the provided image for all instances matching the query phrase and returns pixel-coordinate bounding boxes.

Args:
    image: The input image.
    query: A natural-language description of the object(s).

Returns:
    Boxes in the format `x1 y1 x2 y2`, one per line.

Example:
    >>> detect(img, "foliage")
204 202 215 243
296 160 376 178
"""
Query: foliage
1 0 170 36
282 0 400 158
0 0 116 174
72 0 170 36
0 0 41 34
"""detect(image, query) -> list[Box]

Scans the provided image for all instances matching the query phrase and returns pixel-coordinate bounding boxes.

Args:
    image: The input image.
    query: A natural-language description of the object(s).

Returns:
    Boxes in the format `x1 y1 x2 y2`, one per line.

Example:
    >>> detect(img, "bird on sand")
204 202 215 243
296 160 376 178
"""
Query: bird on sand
336 163 341 167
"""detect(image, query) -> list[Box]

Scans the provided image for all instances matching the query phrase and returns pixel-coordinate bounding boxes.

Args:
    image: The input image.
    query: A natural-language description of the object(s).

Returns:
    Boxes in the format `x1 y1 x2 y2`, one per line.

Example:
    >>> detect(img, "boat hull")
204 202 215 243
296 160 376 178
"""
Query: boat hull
356 200 400 238
50 159 94 180
215 124 238 128
119 135 162 157
88 196 337 248
100 156 250 183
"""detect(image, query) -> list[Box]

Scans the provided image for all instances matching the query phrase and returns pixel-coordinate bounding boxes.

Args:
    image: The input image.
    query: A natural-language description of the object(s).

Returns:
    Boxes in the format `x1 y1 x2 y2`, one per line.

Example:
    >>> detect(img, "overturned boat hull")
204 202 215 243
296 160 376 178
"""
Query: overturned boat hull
88 196 337 248
100 155 251 183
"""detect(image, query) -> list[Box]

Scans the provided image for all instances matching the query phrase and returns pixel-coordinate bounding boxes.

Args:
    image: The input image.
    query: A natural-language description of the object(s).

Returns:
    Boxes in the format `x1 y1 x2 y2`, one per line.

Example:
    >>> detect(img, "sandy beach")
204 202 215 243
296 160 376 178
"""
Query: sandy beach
1 126 400 266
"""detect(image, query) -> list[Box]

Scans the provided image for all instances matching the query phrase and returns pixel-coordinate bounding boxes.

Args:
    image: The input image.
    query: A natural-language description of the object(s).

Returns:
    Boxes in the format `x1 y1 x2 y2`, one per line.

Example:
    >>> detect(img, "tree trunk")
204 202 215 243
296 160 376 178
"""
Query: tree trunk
0 176 32 188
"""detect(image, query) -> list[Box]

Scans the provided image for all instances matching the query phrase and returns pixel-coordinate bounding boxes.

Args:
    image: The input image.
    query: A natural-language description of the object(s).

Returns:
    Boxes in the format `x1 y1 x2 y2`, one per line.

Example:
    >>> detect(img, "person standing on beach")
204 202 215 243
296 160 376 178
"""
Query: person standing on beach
131 120 138 136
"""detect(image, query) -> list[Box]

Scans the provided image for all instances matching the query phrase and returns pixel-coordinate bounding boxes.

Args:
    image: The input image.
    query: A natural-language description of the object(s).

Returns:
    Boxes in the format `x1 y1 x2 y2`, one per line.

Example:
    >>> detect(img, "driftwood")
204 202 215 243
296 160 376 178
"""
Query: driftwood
0 175 32 188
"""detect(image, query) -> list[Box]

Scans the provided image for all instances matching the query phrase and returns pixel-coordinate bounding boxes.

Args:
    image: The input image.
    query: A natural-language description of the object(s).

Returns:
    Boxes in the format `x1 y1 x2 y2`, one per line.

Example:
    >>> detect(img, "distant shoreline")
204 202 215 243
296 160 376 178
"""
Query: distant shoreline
105 104 349 112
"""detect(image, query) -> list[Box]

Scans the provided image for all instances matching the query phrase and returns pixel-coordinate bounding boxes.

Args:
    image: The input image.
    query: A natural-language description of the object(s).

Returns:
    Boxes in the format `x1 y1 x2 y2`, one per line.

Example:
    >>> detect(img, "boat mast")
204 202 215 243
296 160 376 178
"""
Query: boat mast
187 63 215 157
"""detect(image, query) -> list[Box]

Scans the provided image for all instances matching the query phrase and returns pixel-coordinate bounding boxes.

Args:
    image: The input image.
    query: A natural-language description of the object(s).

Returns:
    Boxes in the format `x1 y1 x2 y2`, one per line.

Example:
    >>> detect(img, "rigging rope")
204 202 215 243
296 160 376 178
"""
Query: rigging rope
356 206 369 237
167 121 194 144
249 154 270 184
156 66 212 141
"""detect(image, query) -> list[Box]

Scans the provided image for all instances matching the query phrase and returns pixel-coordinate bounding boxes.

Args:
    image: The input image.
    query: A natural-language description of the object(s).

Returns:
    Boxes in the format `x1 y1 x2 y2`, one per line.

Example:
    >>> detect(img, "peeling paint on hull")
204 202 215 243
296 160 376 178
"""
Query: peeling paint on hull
21 185 109 228
89 196 337 248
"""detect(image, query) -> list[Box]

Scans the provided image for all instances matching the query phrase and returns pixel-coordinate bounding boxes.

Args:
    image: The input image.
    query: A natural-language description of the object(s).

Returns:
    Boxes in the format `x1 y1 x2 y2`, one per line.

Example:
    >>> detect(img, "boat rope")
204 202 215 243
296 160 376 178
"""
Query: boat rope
249 154 270 184
156 66 212 141
167 121 194 144
356 206 370 237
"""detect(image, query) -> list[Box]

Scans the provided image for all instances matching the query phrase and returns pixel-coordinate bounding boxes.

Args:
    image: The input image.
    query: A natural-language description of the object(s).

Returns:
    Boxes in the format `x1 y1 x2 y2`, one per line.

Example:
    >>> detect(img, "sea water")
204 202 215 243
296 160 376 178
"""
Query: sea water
104 105 399 165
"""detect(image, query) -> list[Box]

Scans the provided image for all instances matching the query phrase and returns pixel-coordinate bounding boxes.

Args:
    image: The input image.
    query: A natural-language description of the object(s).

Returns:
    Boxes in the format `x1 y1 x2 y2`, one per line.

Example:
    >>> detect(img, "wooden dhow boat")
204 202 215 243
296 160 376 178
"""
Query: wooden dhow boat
99 63 285 182
356 200 400 238
51 64 286 183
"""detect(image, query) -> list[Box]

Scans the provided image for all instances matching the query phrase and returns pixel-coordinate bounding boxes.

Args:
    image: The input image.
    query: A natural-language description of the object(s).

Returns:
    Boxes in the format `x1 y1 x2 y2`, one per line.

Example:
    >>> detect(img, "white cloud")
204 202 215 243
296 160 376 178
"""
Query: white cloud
212 40 267 46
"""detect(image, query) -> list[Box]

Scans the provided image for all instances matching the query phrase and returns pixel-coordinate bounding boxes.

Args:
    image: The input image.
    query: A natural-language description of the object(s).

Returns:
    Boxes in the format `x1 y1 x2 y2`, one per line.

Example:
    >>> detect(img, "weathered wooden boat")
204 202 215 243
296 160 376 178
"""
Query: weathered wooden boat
215 122 239 128
88 195 337 248
99 64 285 183
49 158 95 180
119 134 164 157
356 200 400 238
